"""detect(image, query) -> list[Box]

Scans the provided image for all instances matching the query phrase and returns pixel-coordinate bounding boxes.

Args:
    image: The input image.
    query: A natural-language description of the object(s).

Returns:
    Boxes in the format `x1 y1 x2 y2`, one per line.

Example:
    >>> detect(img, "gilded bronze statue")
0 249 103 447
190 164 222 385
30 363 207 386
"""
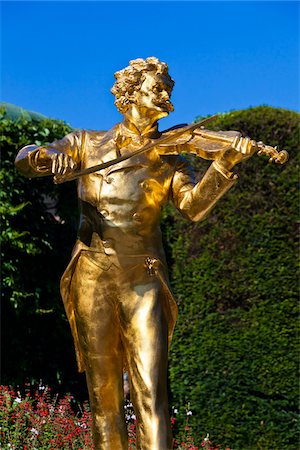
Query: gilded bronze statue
15 57 287 450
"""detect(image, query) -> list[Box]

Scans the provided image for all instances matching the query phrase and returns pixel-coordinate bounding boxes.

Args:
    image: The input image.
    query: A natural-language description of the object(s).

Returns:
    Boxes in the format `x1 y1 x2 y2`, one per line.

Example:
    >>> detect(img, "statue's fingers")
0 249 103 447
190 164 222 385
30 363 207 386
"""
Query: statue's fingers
233 135 238 146
235 137 243 153
57 153 64 174
232 135 240 151
52 154 62 174
242 137 250 154
51 156 57 174
61 158 67 175
62 155 76 175
61 154 70 175
70 158 76 170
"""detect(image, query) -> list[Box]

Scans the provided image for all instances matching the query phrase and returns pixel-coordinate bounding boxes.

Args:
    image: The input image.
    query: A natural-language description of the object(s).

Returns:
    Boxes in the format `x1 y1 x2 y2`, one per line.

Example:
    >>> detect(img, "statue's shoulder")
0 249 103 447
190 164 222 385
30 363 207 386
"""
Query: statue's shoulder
59 128 106 143
84 124 119 143
78 129 109 149
82 129 107 140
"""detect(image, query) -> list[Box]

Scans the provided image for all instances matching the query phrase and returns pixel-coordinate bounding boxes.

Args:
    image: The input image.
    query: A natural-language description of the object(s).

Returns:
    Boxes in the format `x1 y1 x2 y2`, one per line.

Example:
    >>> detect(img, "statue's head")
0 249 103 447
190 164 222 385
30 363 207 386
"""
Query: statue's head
111 57 175 117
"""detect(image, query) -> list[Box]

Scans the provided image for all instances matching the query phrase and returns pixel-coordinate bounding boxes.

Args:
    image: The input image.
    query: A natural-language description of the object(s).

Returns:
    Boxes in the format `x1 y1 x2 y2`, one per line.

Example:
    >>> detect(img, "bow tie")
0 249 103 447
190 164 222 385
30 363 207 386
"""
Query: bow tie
115 122 161 148
115 134 147 150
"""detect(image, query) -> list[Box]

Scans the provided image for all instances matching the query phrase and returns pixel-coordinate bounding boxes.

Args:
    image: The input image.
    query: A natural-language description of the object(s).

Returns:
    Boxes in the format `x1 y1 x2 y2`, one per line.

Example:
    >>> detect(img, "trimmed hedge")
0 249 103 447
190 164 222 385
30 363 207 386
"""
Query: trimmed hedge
0 111 87 397
166 106 299 449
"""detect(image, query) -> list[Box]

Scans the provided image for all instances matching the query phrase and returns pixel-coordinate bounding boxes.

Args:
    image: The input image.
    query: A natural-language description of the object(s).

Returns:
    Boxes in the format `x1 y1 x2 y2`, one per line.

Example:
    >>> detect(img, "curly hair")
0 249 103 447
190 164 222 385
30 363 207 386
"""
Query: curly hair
111 57 175 114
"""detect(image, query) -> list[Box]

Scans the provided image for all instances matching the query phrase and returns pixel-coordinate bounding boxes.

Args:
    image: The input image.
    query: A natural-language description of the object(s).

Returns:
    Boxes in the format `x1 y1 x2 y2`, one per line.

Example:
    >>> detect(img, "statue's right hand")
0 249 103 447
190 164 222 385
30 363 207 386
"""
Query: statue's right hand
50 152 77 176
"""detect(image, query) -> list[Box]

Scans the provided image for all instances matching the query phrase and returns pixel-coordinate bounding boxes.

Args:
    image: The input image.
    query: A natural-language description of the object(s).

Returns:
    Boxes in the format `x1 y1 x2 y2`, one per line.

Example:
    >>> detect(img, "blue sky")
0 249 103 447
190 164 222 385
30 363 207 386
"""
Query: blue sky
2 1 299 130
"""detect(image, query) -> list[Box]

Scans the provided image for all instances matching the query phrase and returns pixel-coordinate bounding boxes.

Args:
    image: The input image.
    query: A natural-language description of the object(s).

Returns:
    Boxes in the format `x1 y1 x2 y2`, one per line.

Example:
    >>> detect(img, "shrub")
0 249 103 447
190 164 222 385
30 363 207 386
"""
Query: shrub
0 112 85 396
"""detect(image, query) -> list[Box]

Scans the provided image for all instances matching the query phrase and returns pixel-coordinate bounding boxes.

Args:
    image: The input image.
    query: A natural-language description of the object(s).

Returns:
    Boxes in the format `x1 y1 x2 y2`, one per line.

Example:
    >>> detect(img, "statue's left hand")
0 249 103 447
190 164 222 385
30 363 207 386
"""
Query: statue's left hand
50 152 77 176
216 136 257 171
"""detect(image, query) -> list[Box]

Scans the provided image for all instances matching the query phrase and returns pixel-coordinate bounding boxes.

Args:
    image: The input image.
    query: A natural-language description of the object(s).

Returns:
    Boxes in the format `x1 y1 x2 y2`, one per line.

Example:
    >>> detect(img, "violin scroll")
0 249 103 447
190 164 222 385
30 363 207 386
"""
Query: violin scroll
256 141 289 165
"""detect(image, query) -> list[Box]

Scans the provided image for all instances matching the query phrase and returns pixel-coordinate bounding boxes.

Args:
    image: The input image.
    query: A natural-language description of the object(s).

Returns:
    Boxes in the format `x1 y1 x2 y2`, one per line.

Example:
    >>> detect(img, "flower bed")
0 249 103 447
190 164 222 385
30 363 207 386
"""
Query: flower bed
0 385 230 450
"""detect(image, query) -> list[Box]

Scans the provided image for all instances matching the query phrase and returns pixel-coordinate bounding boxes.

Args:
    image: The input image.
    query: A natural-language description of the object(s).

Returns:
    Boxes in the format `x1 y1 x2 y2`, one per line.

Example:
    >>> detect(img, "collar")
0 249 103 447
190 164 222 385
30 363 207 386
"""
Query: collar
118 120 160 139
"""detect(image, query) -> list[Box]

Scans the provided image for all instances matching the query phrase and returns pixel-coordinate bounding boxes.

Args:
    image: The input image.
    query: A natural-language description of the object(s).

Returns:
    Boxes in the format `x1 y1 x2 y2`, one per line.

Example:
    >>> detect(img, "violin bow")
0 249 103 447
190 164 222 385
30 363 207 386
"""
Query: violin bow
54 114 288 184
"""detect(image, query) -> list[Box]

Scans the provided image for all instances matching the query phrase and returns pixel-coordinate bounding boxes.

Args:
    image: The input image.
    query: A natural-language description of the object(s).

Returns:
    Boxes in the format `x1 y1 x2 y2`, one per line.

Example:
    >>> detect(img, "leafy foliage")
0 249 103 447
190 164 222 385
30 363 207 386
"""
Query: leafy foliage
166 106 299 449
0 111 85 395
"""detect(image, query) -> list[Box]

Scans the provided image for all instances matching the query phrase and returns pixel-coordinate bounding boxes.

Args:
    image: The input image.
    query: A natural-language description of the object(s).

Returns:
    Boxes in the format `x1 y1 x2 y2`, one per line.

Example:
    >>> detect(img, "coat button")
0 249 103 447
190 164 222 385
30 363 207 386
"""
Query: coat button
133 212 142 222
102 239 113 248
141 180 151 192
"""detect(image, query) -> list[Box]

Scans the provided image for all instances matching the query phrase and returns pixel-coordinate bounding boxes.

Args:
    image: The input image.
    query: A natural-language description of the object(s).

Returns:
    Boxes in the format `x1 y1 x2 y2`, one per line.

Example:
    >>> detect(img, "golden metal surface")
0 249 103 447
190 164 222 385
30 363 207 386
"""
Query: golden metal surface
15 57 288 450
53 115 220 184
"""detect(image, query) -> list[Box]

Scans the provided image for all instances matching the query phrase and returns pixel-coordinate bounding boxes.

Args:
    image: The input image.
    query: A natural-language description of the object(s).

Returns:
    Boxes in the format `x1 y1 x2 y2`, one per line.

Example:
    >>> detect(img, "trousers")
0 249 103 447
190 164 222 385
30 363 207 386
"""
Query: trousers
70 251 173 450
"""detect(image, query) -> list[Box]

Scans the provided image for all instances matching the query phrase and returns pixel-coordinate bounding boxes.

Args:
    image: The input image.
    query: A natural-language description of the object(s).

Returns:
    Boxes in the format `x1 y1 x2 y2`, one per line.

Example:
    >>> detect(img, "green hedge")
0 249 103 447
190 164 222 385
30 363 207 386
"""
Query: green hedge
165 106 299 449
0 111 87 397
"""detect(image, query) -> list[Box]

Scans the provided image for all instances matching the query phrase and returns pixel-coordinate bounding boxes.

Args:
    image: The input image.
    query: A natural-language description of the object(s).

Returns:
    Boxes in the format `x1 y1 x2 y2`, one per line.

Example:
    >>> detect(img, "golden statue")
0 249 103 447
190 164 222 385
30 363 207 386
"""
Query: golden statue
15 57 287 450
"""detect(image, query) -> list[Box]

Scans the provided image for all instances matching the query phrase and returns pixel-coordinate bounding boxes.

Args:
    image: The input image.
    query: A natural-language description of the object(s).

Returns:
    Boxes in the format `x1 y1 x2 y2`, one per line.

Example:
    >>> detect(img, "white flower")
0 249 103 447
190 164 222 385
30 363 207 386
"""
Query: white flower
14 397 22 403
204 433 210 442
124 402 133 410
31 427 39 435
186 410 192 416
173 408 178 414
131 414 136 420
75 421 87 429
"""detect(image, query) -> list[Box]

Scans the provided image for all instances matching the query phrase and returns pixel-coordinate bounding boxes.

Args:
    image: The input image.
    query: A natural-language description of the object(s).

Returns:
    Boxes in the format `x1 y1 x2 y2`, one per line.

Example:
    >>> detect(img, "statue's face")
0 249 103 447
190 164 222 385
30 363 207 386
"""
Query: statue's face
133 73 174 116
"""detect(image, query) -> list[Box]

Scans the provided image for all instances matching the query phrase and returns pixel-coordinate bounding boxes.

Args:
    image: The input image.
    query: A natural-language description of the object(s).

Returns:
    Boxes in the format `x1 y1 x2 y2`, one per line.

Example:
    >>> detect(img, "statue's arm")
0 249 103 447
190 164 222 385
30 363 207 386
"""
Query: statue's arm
15 130 83 178
171 156 236 222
